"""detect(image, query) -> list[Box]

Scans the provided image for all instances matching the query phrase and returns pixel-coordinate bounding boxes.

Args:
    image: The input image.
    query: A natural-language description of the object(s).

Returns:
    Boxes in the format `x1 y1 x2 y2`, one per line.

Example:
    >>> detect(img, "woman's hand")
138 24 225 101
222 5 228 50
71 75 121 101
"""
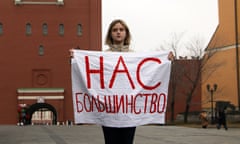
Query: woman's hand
168 51 175 61
69 48 74 58
69 46 80 58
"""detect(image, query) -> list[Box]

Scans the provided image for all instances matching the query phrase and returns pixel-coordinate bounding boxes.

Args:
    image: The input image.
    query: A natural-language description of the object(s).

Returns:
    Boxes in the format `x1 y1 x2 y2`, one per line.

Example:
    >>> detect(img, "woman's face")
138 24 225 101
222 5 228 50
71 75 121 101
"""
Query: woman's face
111 22 127 45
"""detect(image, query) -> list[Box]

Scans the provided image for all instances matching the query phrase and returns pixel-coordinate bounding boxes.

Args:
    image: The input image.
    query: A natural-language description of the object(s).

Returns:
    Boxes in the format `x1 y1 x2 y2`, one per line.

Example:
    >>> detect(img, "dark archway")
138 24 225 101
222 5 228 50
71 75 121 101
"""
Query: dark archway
26 103 57 125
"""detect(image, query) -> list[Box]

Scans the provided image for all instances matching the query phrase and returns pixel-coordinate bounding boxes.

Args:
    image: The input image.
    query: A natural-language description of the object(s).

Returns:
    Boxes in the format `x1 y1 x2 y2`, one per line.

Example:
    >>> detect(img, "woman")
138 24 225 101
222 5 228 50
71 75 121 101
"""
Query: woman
104 19 132 52
102 19 136 144
70 19 174 144
102 19 174 144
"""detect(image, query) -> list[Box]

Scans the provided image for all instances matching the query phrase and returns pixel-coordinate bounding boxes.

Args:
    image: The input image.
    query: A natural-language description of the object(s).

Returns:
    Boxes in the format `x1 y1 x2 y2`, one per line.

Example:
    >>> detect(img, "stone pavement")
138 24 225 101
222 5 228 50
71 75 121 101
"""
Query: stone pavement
0 124 239 144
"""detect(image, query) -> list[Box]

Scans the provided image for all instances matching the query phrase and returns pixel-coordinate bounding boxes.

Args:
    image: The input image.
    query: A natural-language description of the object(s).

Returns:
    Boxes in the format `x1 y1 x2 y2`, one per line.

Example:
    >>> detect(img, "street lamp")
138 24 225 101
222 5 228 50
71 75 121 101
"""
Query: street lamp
206 84 217 124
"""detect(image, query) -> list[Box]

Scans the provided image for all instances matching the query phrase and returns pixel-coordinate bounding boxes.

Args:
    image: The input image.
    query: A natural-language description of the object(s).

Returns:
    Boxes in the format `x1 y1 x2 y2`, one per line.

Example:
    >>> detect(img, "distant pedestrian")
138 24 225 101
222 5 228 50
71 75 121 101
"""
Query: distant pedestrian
217 108 228 130
199 111 208 128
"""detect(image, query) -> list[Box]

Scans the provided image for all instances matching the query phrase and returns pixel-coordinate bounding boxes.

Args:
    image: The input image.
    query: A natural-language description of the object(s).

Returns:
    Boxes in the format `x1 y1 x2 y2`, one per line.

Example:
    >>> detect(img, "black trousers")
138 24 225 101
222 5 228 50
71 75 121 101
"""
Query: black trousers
102 126 136 144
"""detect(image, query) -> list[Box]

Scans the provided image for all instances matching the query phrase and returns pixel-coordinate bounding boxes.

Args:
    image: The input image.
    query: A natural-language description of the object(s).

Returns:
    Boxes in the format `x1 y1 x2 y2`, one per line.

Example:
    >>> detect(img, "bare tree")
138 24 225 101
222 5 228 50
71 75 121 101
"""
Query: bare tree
158 32 184 122
180 36 224 123
158 32 185 58
159 34 224 123
185 35 206 58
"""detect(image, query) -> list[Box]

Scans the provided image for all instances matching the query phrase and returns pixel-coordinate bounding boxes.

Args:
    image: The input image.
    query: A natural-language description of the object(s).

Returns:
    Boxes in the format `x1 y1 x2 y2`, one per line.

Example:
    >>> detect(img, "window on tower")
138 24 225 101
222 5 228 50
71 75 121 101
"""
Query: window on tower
26 23 32 35
42 23 48 35
0 23 3 35
38 45 44 56
59 24 64 36
77 24 82 36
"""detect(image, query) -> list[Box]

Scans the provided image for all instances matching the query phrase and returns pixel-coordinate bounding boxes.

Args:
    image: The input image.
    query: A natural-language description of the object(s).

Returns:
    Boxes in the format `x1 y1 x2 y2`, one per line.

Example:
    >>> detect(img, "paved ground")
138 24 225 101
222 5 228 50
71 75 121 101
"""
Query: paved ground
0 124 239 144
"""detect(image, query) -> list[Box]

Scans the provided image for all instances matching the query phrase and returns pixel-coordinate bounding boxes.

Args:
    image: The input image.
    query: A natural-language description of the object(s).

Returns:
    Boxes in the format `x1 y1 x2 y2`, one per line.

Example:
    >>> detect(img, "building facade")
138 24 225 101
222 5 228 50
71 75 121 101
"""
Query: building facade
203 0 240 112
0 0 203 125
0 0 101 124
167 59 202 122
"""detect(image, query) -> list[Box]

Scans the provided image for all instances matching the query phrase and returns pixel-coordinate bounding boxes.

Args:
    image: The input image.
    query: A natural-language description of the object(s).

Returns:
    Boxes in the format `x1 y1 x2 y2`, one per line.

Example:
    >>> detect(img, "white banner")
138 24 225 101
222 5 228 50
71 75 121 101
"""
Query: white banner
71 50 172 127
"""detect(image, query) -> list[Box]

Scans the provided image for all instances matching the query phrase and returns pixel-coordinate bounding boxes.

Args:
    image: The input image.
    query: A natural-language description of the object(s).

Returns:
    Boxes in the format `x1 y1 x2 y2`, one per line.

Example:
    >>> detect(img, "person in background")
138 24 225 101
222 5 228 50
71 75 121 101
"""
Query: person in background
217 108 228 130
102 19 174 144
199 111 208 128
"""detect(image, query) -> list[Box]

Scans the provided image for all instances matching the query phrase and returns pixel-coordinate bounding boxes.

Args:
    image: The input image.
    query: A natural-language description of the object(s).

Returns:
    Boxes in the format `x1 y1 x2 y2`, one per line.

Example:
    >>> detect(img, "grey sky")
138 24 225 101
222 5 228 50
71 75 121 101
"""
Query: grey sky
102 0 219 55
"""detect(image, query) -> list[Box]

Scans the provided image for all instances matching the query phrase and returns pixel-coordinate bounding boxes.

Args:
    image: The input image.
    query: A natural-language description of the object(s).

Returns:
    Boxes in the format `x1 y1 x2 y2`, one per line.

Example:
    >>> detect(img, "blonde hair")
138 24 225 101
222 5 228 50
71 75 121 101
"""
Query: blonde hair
105 19 131 46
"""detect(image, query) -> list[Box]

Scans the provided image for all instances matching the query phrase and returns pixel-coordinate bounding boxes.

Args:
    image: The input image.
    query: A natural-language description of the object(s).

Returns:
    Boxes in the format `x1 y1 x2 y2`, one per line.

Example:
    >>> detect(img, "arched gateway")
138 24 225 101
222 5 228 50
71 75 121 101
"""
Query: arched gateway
26 103 57 125
17 88 64 125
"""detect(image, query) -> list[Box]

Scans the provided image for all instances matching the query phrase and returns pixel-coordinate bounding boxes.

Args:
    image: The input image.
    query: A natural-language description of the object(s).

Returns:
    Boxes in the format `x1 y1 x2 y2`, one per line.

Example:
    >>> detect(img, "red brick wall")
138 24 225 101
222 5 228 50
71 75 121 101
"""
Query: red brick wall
0 0 101 124
166 60 202 121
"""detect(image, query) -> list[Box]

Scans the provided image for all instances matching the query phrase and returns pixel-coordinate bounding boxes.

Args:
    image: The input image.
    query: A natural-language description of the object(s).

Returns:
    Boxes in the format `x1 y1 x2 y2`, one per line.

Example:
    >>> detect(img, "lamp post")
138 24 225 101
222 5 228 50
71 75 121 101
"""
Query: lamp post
206 84 217 124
